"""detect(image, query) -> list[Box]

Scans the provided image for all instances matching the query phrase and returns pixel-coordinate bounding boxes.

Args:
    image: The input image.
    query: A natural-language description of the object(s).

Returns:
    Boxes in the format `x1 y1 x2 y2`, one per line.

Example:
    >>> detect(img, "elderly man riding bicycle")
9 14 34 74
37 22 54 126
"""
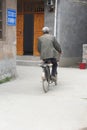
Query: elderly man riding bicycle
38 26 62 81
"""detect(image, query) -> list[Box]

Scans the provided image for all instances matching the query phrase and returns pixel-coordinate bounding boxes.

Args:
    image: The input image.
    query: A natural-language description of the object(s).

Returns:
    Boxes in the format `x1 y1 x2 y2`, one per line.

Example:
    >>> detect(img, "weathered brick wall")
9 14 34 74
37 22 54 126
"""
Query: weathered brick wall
0 0 17 81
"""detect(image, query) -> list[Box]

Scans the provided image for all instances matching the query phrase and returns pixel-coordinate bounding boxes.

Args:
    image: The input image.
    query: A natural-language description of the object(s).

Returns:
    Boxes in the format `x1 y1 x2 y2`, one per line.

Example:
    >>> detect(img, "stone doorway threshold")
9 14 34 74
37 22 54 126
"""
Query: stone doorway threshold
16 55 41 66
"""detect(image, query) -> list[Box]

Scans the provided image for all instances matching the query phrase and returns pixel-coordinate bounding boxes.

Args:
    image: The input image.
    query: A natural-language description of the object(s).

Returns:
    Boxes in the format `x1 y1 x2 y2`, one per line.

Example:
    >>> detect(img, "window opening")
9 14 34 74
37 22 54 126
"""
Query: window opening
17 0 44 14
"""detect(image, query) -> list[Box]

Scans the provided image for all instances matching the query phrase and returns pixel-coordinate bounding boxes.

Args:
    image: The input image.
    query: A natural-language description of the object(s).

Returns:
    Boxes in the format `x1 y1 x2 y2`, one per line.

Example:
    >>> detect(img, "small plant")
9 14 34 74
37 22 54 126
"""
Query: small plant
0 77 12 84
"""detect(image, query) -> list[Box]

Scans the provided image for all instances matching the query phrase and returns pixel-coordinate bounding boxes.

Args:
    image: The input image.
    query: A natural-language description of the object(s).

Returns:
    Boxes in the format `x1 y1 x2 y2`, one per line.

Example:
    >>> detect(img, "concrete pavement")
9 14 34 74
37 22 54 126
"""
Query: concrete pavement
0 65 87 130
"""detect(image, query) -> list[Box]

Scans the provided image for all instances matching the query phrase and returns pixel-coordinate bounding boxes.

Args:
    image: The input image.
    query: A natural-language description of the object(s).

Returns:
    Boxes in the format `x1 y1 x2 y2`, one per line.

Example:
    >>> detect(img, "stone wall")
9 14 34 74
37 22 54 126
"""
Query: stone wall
0 0 17 81
44 1 55 35
57 0 87 66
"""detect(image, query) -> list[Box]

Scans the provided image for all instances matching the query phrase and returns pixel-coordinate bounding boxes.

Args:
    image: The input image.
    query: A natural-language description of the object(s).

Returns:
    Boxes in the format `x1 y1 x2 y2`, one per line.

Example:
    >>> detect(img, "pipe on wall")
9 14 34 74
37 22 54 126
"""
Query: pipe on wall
54 0 57 37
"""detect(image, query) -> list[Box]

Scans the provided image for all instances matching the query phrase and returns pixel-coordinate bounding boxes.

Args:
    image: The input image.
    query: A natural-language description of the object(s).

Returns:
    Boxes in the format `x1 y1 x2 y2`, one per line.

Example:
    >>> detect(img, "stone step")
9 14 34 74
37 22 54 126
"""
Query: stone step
16 56 41 66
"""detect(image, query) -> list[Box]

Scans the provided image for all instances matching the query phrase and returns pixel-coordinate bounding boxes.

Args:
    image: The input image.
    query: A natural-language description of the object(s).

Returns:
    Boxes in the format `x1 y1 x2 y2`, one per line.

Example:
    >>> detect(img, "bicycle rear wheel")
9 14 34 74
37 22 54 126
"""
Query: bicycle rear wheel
42 79 49 93
42 66 50 93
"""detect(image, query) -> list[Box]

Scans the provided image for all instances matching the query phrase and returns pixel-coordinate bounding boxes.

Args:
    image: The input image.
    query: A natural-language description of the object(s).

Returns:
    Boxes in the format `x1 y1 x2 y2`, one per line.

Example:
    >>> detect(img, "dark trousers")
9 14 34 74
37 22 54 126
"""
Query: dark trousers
43 58 58 76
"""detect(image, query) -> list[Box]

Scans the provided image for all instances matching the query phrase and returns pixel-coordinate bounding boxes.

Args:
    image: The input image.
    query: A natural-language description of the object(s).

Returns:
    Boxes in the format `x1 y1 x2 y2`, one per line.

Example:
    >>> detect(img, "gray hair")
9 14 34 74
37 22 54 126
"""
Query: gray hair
42 27 50 33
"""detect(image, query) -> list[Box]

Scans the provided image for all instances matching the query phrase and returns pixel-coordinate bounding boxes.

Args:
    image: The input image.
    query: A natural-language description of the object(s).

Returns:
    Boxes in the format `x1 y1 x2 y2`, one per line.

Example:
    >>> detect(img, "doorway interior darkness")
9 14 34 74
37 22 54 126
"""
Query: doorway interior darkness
24 14 34 55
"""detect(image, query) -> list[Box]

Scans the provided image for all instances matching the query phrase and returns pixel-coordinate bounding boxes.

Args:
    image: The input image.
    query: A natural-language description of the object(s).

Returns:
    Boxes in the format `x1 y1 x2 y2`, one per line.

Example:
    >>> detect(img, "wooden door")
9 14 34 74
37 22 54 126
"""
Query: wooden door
17 15 24 55
34 13 44 56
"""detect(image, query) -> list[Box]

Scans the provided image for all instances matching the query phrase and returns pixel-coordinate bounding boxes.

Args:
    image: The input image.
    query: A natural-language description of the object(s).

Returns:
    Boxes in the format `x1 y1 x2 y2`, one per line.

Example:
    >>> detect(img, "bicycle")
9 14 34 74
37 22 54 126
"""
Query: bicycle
40 62 57 93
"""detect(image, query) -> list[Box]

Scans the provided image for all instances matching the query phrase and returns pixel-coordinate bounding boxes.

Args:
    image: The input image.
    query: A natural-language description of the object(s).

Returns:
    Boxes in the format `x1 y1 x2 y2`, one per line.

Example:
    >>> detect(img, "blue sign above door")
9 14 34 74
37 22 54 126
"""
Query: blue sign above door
7 9 16 26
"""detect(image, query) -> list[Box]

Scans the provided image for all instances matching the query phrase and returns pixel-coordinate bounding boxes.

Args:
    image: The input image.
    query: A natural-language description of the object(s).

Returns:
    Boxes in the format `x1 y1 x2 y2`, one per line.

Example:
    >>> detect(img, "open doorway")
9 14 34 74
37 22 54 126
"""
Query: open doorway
24 14 34 55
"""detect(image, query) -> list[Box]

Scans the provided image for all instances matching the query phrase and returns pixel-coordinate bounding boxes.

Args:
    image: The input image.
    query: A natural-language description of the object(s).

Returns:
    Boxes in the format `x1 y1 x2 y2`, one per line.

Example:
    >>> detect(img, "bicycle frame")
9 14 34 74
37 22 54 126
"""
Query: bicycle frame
40 62 57 93
41 63 52 81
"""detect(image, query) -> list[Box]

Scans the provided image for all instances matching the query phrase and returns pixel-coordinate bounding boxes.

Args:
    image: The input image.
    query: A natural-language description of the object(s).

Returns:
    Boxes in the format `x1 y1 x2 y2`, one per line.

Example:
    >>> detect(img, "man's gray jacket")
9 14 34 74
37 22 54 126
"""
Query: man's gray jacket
38 34 61 61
